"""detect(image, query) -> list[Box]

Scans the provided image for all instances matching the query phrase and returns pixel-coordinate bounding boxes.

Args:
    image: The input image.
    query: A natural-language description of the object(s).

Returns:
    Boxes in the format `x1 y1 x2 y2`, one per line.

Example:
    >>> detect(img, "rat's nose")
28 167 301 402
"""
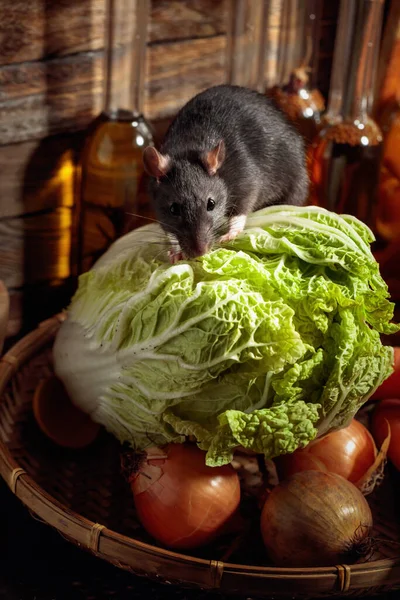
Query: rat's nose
191 240 209 257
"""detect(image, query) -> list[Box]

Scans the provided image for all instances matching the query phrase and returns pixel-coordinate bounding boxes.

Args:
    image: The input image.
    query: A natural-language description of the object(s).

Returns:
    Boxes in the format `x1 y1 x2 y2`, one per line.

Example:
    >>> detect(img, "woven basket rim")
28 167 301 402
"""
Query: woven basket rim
0 313 399 596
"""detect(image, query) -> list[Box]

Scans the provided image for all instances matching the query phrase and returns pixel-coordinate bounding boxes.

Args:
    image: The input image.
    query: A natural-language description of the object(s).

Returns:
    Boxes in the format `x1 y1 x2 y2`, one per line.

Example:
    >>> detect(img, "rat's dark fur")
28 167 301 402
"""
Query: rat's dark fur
146 84 309 258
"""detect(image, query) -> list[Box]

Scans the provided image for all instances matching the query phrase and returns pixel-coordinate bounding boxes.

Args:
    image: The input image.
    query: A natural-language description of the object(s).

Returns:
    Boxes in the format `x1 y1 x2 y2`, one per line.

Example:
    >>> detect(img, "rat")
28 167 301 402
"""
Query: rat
142 84 309 262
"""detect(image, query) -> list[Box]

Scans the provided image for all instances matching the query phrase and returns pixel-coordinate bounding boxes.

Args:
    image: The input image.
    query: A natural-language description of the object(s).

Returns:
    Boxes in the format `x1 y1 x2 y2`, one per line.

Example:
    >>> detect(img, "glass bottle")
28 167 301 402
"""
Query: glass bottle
308 0 384 231
266 0 325 144
226 0 269 91
77 0 154 274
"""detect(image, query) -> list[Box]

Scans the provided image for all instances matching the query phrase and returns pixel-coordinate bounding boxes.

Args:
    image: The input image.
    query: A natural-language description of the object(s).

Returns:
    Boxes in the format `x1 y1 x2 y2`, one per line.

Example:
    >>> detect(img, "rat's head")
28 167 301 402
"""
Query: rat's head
143 141 228 258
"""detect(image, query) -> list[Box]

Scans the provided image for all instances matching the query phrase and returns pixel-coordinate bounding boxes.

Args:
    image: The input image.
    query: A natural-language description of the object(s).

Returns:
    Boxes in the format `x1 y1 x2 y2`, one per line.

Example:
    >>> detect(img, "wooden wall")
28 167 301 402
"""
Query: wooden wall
0 0 339 340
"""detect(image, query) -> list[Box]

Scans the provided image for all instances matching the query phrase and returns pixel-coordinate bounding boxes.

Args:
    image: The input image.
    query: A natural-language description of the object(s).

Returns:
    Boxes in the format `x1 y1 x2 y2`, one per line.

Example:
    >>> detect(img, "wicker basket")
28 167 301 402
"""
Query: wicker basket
0 313 400 599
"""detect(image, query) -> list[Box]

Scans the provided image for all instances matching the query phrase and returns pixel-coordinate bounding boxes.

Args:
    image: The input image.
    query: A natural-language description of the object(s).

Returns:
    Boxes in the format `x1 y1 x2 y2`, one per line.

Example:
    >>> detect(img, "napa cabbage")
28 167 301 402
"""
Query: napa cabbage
53 205 399 466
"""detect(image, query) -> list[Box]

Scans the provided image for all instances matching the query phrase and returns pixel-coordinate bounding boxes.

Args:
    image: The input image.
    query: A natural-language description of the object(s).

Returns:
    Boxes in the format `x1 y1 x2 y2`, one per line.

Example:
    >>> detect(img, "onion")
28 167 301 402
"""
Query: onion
261 470 373 567
130 443 241 549
274 419 388 494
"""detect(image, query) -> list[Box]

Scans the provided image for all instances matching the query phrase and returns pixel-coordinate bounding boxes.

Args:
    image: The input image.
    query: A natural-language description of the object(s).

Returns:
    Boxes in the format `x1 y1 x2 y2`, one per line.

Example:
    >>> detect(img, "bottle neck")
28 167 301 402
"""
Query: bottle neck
326 0 384 124
103 0 149 118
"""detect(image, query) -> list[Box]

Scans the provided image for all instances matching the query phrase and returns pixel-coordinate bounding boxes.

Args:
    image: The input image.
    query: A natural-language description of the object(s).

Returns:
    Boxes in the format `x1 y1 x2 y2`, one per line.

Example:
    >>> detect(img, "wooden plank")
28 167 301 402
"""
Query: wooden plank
0 33 231 145
0 51 104 144
0 0 226 67
0 30 291 145
0 0 104 66
150 0 228 42
1 0 323 144
147 35 227 118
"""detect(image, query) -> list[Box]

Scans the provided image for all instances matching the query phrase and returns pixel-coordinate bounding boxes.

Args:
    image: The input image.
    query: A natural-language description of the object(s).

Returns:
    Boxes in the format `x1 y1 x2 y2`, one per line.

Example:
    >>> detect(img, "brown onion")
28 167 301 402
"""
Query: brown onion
131 443 241 549
261 470 373 567
274 419 387 493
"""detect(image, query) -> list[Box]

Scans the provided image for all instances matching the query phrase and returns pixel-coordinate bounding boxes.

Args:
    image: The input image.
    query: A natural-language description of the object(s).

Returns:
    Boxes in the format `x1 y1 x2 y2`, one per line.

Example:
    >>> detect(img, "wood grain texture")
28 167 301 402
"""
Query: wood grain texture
0 0 103 66
147 35 227 118
0 36 231 145
0 50 104 144
0 0 226 67
0 32 296 145
0 0 306 145
150 0 228 42
0 0 229 144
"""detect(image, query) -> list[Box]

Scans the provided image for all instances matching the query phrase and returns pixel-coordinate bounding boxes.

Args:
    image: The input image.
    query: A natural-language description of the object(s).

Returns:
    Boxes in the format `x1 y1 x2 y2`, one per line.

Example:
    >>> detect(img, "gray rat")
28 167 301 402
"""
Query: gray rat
143 84 309 262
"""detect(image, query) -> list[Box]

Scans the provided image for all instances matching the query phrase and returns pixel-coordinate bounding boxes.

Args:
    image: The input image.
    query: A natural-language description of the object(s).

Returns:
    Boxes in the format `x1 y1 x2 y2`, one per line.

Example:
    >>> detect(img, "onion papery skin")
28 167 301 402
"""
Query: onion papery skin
275 419 377 484
131 443 241 550
261 470 373 567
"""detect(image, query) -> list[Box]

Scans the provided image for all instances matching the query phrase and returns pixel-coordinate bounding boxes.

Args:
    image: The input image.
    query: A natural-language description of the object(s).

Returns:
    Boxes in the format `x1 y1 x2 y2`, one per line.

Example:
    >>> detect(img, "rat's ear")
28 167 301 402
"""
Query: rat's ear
201 140 225 175
143 146 171 179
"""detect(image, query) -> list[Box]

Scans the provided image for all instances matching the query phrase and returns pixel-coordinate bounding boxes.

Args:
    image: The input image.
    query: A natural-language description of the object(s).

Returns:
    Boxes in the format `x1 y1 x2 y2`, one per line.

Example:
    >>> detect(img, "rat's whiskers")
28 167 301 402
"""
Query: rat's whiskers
125 212 160 224
125 212 181 235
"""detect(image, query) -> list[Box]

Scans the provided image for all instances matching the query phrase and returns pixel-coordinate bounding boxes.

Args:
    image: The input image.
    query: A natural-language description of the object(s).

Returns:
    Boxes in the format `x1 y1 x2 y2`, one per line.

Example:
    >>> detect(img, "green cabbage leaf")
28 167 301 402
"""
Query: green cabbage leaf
53 205 398 465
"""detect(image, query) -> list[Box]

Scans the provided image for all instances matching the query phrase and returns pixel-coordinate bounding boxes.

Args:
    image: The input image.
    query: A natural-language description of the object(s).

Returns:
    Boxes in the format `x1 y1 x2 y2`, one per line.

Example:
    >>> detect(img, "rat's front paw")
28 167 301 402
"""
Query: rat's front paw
168 249 184 264
219 215 247 243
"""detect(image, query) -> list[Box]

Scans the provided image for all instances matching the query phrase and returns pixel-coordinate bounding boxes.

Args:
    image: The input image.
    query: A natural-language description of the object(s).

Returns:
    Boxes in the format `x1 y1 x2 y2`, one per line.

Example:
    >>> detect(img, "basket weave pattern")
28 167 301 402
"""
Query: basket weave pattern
0 314 400 599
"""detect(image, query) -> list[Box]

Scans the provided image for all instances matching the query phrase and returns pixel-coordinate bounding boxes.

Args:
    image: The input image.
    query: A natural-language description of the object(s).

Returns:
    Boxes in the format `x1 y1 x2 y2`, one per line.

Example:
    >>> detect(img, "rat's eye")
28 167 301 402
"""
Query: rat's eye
170 203 181 216
207 198 215 211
